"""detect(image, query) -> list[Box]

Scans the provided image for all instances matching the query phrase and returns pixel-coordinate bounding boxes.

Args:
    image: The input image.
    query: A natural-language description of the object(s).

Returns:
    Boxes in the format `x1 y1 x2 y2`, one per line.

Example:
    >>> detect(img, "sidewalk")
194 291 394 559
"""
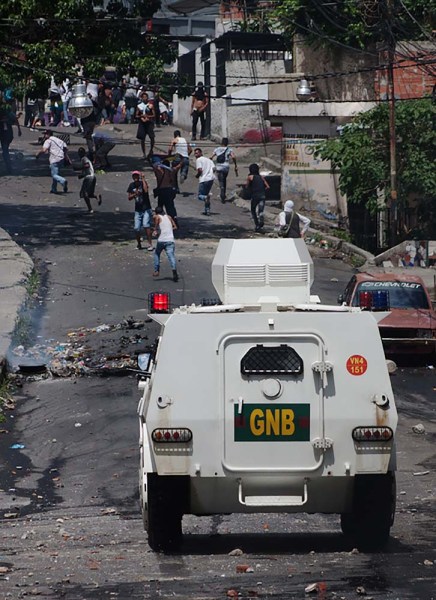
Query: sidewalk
0 230 33 376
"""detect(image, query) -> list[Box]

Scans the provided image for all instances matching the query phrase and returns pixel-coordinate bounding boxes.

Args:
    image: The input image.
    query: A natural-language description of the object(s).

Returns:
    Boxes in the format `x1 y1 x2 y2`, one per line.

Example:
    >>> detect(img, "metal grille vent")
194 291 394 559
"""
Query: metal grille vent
268 265 309 283
225 265 266 284
241 345 303 375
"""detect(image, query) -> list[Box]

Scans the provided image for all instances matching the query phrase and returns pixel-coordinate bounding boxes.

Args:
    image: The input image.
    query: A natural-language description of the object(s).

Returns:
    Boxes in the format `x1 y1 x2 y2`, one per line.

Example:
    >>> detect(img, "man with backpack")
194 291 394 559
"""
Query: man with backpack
211 137 238 203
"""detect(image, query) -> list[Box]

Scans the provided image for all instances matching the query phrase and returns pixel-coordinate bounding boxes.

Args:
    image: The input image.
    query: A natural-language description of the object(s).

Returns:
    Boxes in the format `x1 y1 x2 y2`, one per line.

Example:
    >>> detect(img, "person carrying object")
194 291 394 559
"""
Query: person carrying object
74 147 102 213
127 170 154 251
276 200 311 239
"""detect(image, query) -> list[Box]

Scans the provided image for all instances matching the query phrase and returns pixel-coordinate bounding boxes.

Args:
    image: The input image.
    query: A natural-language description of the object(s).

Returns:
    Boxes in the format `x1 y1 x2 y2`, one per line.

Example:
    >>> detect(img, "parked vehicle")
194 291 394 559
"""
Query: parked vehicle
338 272 436 355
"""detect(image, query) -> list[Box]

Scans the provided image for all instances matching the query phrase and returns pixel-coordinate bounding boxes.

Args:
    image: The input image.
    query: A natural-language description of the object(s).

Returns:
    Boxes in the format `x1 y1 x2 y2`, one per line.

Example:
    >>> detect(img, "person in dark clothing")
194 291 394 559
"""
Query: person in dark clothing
245 163 270 232
74 147 102 213
136 92 155 159
152 159 181 226
127 170 154 251
277 200 311 238
190 82 208 140
0 101 21 174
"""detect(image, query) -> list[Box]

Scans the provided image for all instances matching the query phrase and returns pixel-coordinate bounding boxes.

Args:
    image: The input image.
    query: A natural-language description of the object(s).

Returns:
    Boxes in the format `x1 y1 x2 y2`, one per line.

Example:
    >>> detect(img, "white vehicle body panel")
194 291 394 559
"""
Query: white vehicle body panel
138 239 397 523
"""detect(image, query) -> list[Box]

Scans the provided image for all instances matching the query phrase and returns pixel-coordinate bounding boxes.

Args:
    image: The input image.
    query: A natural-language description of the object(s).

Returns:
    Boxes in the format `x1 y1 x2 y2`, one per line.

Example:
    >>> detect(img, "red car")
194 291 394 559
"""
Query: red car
338 273 436 355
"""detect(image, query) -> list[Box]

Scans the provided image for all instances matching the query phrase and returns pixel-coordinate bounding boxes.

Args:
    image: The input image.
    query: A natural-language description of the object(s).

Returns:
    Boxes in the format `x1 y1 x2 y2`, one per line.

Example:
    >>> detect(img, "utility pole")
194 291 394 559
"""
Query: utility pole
386 0 398 246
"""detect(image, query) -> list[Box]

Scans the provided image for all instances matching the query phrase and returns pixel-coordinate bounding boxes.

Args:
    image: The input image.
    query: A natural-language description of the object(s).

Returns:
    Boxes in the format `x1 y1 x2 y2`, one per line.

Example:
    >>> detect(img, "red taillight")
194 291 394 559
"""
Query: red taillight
151 428 192 443
149 292 170 313
352 426 393 442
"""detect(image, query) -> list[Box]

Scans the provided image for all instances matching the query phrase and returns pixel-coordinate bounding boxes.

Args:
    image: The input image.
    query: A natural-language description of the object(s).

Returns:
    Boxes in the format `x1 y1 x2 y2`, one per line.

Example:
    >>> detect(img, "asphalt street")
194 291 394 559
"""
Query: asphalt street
0 124 435 600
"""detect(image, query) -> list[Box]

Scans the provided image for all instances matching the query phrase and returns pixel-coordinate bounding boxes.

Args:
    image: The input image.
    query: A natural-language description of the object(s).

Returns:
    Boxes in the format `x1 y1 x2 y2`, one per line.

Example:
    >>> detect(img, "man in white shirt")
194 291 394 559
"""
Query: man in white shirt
211 137 238 203
36 130 69 194
168 129 192 183
152 206 178 282
194 147 215 216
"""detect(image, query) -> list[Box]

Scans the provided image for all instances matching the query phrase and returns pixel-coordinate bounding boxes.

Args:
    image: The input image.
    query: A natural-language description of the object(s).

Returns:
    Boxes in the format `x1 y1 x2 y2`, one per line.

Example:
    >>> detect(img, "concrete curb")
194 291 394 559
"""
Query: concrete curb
0 229 34 379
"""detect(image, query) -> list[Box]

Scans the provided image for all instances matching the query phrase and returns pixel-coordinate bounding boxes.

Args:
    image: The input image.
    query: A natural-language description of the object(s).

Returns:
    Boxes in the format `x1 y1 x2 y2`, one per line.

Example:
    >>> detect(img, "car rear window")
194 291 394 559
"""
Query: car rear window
353 281 430 309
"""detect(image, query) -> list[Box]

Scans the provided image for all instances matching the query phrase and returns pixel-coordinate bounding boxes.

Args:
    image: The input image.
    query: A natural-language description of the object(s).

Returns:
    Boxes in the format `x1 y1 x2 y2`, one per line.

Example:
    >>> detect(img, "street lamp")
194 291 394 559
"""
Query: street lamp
68 82 94 119
296 79 312 101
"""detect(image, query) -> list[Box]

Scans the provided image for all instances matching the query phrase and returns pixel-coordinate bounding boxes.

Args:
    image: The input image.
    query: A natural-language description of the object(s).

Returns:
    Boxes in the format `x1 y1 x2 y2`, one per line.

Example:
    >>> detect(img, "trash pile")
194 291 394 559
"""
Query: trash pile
10 317 152 378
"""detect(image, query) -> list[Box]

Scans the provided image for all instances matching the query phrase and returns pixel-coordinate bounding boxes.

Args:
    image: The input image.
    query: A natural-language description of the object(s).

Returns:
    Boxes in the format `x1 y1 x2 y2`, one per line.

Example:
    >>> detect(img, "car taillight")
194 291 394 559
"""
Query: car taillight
149 292 170 313
152 428 192 443
352 426 393 441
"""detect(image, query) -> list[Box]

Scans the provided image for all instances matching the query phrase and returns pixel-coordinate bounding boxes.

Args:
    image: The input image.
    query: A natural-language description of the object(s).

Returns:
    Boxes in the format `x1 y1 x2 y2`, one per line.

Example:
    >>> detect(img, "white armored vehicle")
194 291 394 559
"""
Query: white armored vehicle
138 239 397 552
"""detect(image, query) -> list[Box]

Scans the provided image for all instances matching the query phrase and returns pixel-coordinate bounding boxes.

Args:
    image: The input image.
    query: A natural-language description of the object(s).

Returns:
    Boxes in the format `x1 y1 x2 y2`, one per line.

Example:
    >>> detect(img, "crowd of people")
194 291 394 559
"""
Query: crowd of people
1 77 311 282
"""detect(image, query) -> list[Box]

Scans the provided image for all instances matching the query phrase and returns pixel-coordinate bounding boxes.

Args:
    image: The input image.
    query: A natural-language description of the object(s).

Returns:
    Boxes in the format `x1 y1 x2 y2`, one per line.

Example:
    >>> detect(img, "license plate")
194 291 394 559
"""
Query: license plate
234 403 310 442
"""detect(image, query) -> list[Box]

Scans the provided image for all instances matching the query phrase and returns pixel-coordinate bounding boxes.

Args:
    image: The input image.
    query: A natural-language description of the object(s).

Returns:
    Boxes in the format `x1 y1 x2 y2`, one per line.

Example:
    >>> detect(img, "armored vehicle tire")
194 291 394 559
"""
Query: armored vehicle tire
146 474 187 553
341 472 396 550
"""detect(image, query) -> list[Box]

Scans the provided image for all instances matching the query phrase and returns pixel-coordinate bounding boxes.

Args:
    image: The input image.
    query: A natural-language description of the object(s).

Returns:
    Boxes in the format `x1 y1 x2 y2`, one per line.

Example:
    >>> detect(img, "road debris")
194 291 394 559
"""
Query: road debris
412 424 425 434
9 317 153 378
305 582 327 594
236 565 254 573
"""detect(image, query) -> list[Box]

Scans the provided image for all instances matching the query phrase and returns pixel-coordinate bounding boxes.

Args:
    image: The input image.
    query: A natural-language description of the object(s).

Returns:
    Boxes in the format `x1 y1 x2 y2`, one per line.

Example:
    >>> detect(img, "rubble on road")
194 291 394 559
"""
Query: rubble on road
9 317 153 379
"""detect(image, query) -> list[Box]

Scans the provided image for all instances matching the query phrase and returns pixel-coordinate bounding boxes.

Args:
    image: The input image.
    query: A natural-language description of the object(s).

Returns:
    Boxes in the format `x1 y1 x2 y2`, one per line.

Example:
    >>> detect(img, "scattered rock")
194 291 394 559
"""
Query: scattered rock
356 587 366 595
236 564 252 573
228 548 244 556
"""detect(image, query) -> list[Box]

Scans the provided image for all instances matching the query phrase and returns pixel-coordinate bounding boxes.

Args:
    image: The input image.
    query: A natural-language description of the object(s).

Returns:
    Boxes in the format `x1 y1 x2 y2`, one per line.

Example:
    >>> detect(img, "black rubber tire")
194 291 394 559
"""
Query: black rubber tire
146 474 185 553
341 472 396 550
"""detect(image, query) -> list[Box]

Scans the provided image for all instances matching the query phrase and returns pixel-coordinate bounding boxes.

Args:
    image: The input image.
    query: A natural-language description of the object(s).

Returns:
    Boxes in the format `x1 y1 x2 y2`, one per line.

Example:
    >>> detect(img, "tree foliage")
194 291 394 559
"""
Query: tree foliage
315 99 436 236
269 0 434 49
0 0 177 94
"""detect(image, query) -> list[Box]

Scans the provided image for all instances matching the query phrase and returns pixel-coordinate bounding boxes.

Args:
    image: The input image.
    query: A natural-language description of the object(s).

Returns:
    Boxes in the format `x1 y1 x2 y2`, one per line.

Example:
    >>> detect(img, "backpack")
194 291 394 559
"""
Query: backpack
217 149 228 164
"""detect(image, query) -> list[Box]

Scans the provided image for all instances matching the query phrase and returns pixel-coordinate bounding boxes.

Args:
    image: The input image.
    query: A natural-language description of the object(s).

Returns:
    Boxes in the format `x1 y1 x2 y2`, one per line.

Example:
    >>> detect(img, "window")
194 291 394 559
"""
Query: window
241 344 303 375
353 282 430 310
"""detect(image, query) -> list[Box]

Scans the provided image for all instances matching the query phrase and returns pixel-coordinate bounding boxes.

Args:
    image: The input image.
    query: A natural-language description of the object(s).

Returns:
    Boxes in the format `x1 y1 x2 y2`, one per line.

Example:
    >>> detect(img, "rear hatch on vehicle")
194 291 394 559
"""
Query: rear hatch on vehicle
222 333 326 474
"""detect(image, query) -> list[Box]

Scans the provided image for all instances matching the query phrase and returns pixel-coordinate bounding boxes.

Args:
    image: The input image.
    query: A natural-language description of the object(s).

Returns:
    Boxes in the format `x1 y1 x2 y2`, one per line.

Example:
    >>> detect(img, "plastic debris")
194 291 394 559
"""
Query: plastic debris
304 583 317 594
356 586 367 595
413 471 430 476
10 443 25 449
412 424 425 434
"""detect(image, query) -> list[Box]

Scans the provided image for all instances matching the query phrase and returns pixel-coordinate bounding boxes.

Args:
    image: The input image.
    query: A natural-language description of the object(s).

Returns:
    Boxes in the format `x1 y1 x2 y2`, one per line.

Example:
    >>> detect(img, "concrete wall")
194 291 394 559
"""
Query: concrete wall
293 35 378 101
173 45 288 140
281 136 346 218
